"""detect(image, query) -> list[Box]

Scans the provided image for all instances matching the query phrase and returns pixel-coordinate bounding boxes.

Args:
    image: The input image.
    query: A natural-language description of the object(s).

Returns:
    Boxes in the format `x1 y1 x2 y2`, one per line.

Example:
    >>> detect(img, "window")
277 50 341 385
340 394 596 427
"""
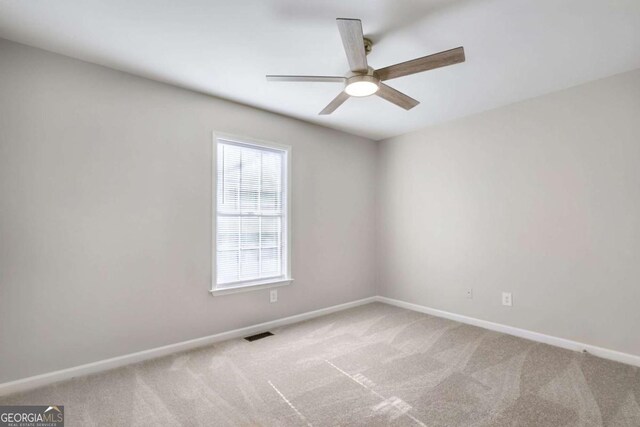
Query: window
212 134 291 293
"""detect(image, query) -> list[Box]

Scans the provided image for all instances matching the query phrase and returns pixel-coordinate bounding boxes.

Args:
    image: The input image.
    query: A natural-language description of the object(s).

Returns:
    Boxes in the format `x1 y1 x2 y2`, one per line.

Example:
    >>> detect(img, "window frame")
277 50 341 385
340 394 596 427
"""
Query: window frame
210 132 293 296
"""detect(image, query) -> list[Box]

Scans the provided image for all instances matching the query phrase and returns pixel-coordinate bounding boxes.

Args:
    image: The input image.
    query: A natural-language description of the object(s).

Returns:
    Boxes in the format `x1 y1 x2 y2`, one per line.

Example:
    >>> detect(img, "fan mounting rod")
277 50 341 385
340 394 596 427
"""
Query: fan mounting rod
363 37 372 55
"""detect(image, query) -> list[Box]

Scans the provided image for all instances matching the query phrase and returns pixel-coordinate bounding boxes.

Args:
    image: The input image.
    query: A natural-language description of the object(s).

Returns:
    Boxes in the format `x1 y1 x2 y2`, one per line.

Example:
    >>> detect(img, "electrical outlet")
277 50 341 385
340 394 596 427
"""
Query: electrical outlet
270 289 278 303
502 292 512 307
466 288 473 299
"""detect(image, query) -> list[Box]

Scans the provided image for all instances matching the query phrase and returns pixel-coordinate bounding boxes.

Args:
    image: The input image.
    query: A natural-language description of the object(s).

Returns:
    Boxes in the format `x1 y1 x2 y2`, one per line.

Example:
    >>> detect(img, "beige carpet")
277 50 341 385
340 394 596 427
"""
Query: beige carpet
2 302 639 426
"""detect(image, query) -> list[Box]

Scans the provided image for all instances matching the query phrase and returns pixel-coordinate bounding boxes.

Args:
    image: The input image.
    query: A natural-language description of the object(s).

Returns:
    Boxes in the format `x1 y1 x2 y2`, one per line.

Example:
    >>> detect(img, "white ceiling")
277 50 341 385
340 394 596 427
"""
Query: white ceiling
1 0 639 140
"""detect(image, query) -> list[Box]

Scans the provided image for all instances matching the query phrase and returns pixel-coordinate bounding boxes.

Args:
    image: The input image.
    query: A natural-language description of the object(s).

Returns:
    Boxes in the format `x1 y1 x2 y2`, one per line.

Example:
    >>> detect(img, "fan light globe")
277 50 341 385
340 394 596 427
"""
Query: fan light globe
345 80 378 97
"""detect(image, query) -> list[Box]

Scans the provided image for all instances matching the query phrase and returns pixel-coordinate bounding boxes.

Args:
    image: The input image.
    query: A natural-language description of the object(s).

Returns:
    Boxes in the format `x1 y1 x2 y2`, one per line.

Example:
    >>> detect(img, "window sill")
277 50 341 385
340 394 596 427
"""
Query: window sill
209 278 293 296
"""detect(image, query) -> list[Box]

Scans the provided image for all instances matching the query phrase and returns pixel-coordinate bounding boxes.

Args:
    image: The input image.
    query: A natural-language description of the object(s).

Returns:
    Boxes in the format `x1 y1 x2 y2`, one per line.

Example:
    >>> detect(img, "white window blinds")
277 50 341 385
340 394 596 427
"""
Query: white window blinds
216 139 288 288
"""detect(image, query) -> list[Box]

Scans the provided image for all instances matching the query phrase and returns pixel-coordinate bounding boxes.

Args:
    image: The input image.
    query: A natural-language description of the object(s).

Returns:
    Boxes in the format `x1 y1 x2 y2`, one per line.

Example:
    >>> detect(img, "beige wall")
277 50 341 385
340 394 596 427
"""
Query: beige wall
0 39 377 383
377 69 640 357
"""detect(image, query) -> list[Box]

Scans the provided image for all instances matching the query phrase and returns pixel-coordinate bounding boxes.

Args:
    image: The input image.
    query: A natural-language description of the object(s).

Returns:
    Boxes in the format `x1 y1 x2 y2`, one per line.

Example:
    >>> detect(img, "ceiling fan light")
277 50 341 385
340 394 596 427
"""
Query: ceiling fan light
345 80 379 97
344 74 379 97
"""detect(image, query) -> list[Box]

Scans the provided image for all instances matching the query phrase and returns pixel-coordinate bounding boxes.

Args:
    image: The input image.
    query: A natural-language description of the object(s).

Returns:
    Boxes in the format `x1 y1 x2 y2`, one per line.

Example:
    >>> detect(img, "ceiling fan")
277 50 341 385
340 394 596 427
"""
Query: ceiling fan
266 18 465 115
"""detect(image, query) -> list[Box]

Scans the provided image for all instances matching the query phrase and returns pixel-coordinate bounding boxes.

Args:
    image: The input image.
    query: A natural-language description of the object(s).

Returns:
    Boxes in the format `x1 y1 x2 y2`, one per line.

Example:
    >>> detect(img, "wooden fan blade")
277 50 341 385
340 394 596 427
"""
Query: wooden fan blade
319 91 350 115
376 84 419 110
336 18 368 73
376 47 465 81
266 75 346 83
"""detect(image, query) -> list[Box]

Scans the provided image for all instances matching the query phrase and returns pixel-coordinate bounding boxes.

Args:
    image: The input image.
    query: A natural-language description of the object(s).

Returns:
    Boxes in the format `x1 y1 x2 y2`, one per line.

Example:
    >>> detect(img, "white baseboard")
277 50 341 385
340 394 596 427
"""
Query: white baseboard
375 296 640 368
0 296 377 397
3 295 638 397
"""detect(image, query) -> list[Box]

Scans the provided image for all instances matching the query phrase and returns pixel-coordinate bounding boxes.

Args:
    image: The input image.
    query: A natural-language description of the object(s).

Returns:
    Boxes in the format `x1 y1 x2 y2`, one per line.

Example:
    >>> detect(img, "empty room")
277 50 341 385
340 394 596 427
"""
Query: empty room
1 0 639 425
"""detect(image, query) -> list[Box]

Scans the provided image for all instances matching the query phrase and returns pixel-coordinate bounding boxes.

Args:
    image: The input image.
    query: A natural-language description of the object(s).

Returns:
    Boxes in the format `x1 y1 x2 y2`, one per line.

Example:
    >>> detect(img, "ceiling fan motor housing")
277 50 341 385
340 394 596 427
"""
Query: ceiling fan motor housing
345 69 380 97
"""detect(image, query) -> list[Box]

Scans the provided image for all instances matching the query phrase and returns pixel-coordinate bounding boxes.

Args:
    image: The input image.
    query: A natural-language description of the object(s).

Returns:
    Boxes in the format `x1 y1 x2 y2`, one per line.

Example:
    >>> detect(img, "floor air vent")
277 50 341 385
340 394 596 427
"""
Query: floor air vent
244 331 273 342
